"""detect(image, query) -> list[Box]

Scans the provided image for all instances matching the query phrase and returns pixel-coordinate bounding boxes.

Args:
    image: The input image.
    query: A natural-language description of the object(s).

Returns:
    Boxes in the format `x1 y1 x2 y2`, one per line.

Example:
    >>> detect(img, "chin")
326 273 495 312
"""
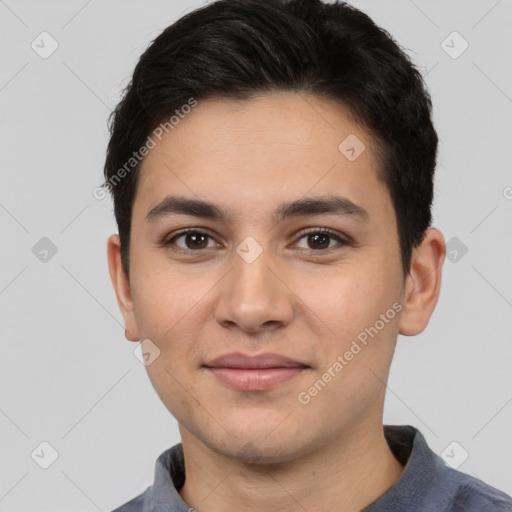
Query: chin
212 438 307 466
201 420 314 466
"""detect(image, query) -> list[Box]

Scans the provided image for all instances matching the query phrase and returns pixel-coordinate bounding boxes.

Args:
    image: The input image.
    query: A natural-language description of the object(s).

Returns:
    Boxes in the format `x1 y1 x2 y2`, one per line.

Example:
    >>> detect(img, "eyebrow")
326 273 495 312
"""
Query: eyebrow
146 194 369 224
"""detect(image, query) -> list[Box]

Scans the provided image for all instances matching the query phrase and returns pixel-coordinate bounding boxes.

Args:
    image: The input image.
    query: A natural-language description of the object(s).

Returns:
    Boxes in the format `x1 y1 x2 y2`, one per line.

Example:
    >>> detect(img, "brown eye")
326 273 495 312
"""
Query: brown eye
165 230 217 251
307 233 330 250
295 228 348 251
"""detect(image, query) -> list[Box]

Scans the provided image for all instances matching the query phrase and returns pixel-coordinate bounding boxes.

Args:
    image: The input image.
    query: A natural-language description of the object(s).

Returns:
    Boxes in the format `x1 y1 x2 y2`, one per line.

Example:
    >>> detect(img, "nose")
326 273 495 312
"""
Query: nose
214 247 295 336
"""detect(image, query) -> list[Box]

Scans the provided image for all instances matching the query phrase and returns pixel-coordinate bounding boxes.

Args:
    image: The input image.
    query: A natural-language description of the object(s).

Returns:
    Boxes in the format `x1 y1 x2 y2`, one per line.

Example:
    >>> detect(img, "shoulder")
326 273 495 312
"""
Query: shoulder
109 486 152 512
109 443 186 512
445 468 512 512
379 425 512 512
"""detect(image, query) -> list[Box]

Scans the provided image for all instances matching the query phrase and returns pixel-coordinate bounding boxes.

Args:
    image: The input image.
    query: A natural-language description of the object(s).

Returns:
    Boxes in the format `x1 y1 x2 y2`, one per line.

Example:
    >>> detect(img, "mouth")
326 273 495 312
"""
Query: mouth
203 352 310 391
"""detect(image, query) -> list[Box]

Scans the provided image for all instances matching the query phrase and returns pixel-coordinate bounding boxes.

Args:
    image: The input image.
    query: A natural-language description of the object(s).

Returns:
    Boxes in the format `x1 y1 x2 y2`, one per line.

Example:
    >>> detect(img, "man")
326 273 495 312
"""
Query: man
103 0 512 510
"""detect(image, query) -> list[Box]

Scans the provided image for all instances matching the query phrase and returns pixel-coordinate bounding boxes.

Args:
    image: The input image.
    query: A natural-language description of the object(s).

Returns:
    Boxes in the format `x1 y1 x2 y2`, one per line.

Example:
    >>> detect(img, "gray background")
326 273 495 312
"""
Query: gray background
1 0 511 510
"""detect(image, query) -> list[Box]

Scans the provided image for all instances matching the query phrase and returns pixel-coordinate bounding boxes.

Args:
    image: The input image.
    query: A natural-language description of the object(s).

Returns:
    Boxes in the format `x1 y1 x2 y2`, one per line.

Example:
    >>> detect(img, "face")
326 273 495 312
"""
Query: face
111 92 411 463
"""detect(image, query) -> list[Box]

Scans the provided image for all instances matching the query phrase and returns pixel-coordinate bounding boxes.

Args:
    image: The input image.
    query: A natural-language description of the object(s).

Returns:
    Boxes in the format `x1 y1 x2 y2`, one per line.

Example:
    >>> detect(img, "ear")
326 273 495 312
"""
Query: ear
398 227 446 336
107 234 140 342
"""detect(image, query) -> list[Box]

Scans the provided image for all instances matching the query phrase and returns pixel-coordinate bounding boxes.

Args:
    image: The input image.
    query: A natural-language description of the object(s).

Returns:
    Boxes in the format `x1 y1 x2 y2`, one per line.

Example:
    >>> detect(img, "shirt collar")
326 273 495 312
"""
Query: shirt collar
362 425 450 511
145 425 448 511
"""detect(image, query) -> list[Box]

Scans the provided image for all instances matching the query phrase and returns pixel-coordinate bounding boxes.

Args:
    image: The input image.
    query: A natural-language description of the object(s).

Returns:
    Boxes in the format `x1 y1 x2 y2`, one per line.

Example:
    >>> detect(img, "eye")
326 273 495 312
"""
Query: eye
294 227 348 251
162 227 349 253
164 229 219 251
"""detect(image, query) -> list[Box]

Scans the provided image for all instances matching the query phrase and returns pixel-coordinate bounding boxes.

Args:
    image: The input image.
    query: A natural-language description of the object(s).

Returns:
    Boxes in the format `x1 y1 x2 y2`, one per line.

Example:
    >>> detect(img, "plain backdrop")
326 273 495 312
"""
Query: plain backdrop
1 0 511 510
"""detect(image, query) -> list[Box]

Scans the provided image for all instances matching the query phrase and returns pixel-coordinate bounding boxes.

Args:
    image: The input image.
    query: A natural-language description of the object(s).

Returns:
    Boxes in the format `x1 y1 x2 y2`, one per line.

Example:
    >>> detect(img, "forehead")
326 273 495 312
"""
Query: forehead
133 92 391 224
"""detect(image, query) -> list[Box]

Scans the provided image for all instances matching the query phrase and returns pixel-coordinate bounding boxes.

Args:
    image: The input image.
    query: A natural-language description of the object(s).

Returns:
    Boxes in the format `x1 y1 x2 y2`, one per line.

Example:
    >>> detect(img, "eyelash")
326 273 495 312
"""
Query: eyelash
162 227 349 254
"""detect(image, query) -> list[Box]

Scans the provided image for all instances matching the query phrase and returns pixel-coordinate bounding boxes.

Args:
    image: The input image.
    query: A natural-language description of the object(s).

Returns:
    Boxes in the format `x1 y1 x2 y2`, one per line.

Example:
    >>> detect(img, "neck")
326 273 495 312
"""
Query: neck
178 420 404 512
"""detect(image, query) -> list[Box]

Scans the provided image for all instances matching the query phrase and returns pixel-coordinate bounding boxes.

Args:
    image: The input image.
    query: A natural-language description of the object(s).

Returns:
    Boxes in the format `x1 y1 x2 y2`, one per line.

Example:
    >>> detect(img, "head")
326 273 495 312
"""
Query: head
105 0 445 463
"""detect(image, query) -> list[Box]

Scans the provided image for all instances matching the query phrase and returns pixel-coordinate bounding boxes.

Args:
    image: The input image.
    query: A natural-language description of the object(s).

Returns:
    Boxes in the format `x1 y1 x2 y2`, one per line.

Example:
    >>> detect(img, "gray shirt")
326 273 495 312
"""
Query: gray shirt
111 425 512 511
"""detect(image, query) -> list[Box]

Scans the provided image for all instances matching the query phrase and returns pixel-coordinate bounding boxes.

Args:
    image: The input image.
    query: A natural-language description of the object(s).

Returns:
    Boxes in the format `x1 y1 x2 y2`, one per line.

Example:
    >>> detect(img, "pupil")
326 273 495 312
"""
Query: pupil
310 234 329 249
183 233 330 250
188 233 207 249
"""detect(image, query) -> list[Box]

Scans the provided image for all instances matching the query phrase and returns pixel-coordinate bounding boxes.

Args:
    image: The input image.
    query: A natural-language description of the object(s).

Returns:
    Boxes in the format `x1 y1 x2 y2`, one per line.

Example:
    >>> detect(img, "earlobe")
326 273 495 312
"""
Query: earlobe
107 234 140 342
398 228 446 336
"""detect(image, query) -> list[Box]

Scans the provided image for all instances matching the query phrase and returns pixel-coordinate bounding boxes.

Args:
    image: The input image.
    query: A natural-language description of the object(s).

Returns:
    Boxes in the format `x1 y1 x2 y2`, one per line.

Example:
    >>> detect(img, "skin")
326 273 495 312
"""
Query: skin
107 92 446 512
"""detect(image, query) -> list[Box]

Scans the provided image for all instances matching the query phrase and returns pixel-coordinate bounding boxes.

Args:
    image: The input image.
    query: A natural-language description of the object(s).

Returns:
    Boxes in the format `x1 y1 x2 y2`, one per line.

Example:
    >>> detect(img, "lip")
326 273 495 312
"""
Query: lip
203 352 310 391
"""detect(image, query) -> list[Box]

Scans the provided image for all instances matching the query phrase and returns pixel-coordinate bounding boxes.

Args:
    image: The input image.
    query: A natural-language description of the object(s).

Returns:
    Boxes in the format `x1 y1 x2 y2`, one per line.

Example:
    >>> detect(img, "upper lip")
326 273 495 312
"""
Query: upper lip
203 352 309 369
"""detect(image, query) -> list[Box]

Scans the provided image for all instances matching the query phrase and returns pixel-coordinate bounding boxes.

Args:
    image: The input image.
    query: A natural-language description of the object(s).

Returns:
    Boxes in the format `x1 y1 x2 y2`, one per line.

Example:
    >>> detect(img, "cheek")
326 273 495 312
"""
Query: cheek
297 261 395 336
300 261 401 386
130 264 215 391
133 270 207 417
144 359 199 428
131 264 210 341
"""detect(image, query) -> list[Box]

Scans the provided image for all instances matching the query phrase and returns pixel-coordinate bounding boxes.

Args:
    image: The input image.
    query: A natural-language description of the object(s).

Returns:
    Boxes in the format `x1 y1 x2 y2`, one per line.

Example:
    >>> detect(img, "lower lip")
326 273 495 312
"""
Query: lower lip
206 367 307 391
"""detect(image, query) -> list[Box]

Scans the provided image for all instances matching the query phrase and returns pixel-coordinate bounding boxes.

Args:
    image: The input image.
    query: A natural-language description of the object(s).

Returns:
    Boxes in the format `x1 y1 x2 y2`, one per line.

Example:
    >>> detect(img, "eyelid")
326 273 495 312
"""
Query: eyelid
163 227 221 251
295 226 349 243
162 226 350 253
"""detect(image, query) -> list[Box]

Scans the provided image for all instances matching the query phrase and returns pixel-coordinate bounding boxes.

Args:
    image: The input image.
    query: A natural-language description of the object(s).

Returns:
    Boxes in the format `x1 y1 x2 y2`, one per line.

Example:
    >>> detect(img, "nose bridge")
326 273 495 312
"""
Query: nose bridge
215 239 294 332
235 243 274 298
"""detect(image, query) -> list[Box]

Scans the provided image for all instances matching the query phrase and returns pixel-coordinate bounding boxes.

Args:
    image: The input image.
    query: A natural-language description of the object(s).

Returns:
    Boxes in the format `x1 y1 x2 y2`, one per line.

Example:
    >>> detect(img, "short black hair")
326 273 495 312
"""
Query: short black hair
103 0 438 279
